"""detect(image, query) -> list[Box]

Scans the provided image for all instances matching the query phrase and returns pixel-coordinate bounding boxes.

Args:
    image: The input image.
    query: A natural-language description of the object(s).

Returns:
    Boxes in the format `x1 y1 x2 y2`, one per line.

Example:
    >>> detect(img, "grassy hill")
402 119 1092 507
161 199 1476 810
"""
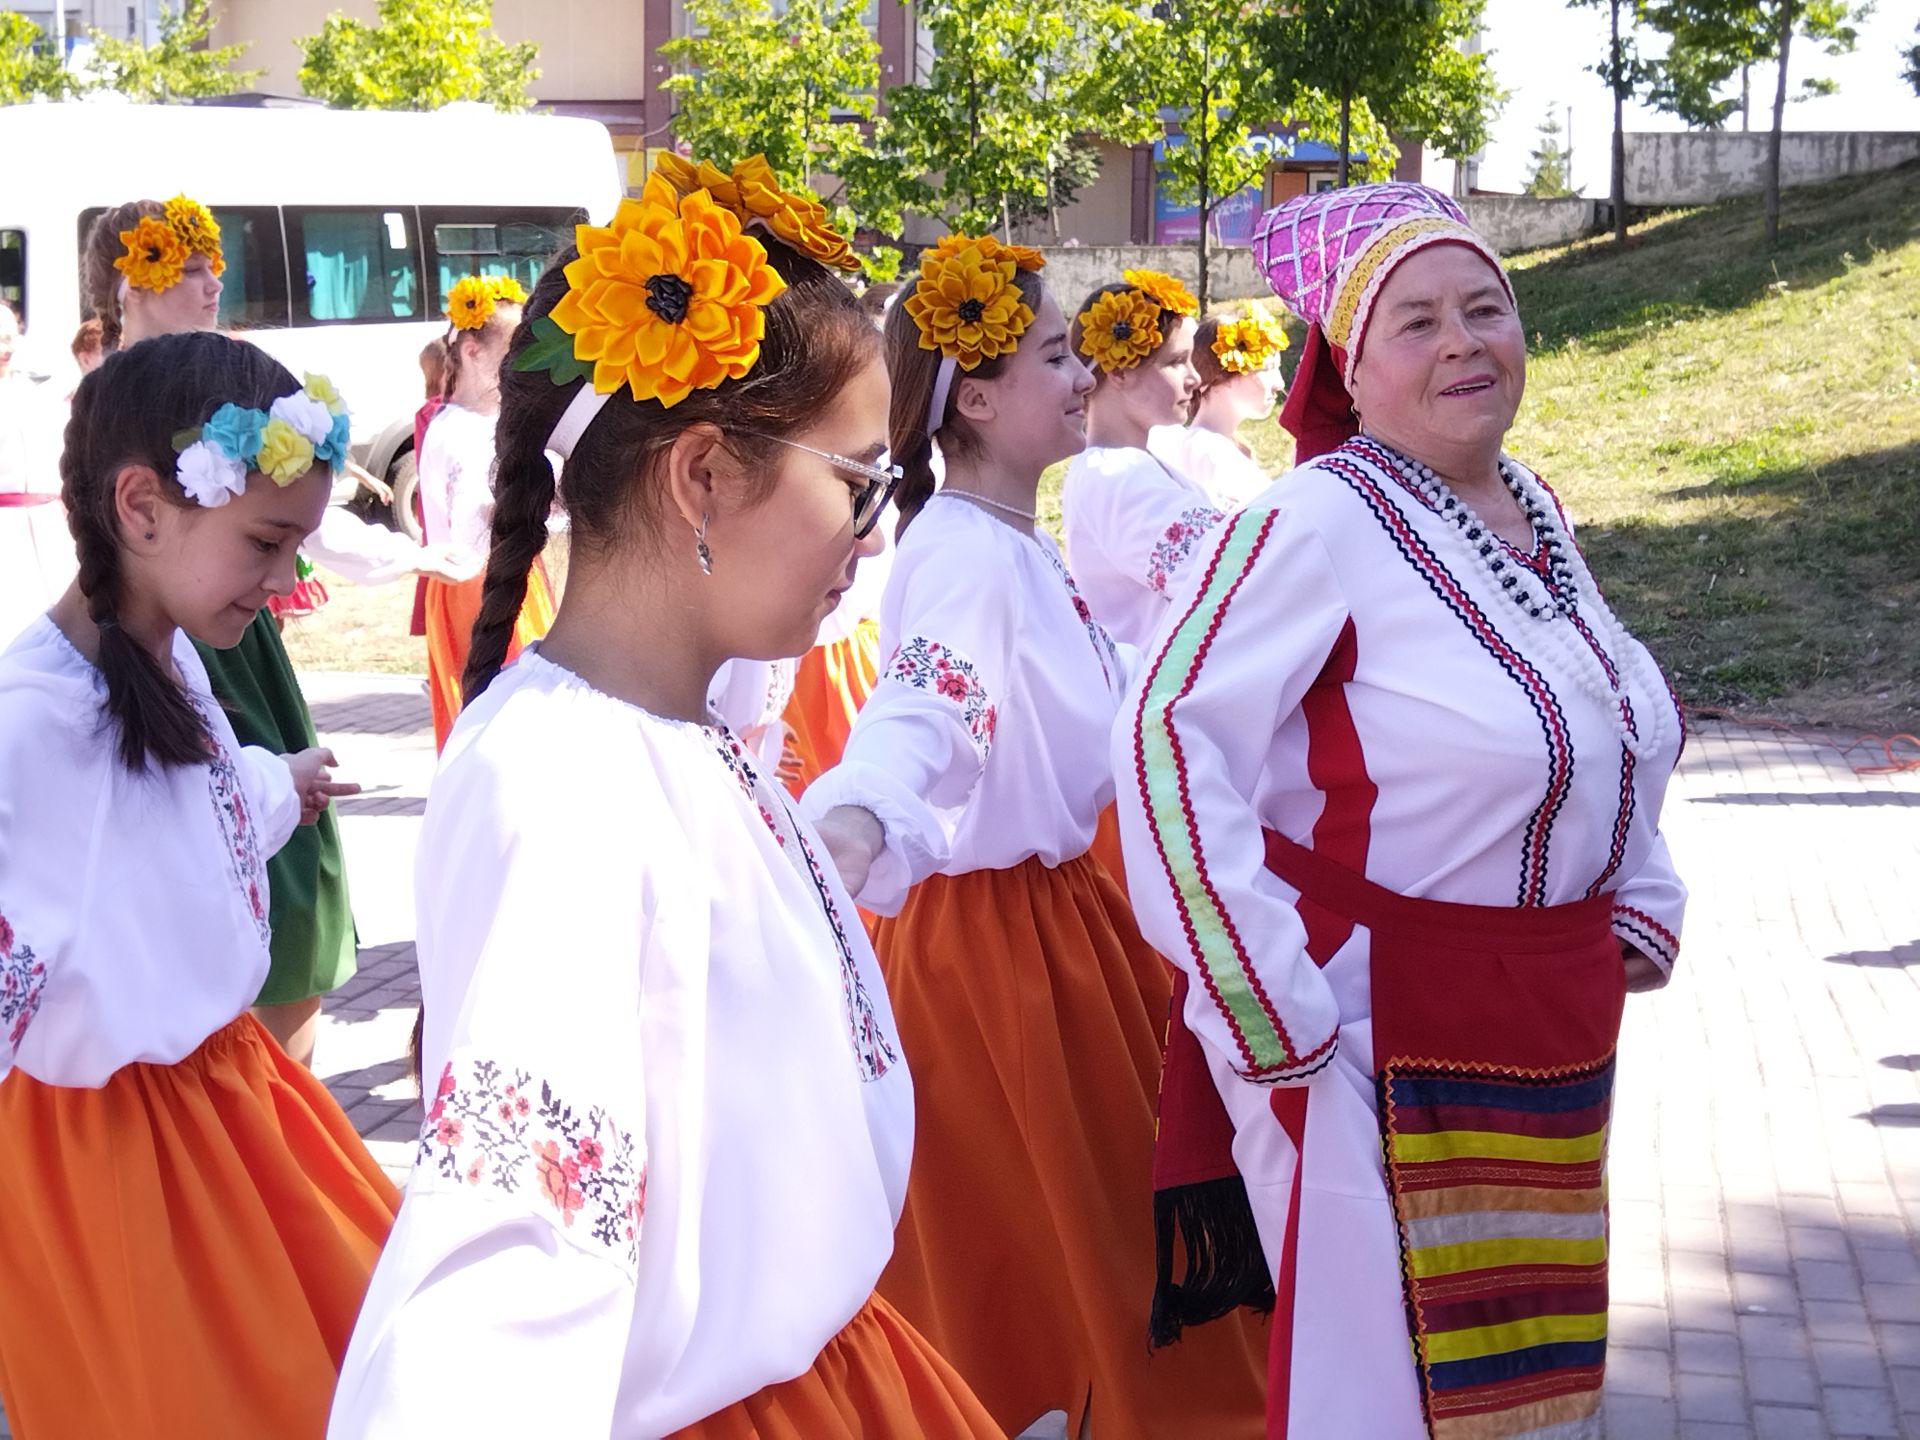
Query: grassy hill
1045 163 1920 728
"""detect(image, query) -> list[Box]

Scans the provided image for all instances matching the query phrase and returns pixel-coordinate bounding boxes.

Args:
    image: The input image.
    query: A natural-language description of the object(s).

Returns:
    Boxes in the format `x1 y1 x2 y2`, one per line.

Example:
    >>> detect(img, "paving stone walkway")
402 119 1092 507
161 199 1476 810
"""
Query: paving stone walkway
7 671 1913 1438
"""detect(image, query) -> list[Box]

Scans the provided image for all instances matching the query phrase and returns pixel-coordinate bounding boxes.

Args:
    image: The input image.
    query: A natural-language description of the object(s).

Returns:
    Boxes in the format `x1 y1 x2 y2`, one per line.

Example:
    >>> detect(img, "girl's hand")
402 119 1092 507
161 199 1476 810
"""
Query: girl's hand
286 747 361 826
815 805 884 898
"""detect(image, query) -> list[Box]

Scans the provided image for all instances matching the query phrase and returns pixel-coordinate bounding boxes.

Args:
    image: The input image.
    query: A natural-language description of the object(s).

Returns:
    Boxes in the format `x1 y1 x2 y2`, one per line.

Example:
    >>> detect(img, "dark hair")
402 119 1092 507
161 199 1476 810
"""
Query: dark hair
83 200 165 354
883 266 1047 538
439 303 519 402
62 331 305 770
1187 313 1253 421
418 334 449 398
460 242 880 704
1068 283 1194 392
857 281 900 322
71 317 104 362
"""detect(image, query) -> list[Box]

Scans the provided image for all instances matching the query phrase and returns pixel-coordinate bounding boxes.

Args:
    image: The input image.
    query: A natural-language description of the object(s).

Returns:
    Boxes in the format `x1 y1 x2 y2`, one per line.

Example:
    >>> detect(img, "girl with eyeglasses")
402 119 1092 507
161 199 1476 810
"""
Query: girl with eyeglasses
803 236 1268 1440
331 165 995 1437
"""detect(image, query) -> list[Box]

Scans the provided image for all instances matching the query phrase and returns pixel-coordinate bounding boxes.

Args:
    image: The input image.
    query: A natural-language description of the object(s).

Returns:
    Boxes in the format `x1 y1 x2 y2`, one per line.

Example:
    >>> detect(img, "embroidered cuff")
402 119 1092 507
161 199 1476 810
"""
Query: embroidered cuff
1612 904 1678 975
0 910 48 1057
418 1053 645 1275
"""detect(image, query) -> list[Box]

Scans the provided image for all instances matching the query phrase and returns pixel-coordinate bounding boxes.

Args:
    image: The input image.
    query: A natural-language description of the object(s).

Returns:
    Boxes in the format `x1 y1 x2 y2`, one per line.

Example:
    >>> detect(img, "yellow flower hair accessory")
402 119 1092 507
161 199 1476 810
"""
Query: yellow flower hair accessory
902 233 1038 371
1077 288 1164 373
514 171 787 410
1122 267 1198 318
655 152 860 273
1212 306 1290 374
921 232 1046 276
115 215 189 294
446 275 500 332
161 195 224 277
486 274 529 306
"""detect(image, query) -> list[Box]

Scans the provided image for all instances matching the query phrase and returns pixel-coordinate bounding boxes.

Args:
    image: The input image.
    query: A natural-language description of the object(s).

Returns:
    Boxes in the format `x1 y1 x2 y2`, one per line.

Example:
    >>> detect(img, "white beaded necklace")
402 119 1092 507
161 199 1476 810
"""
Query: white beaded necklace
1352 436 1671 760
940 488 1038 523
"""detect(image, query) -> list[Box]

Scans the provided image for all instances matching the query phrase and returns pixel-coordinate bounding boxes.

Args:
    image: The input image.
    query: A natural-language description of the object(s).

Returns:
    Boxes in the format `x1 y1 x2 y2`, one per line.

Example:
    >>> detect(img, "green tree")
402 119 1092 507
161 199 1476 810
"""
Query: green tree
1569 0 1658 243
877 0 1155 240
1641 0 1870 245
1904 20 1919 94
87 0 261 102
660 0 878 195
1524 108 1574 195
1 12 80 103
297 0 540 112
1256 0 1502 188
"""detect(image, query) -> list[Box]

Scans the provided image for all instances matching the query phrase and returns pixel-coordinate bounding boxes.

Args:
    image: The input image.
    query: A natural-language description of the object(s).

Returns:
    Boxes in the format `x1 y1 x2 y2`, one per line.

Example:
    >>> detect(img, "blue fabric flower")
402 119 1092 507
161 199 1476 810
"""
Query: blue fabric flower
315 409 352 472
200 403 267 464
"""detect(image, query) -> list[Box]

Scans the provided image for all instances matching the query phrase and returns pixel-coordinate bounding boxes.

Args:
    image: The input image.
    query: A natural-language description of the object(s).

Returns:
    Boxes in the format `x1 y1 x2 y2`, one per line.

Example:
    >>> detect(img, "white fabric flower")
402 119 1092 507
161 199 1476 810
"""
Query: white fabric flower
269 391 337 447
175 440 248 508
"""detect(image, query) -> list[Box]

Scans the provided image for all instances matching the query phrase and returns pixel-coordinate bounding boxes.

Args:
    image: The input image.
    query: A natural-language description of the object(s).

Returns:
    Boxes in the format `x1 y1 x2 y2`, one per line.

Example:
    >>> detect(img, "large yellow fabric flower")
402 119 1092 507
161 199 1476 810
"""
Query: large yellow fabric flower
729 155 859 272
920 232 1045 274
1122 266 1198 318
902 234 1035 371
162 194 224 276
551 173 787 408
116 216 188 294
1213 307 1289 374
654 154 743 213
446 275 500 331
1077 288 1164 372
255 417 317 485
486 275 529 306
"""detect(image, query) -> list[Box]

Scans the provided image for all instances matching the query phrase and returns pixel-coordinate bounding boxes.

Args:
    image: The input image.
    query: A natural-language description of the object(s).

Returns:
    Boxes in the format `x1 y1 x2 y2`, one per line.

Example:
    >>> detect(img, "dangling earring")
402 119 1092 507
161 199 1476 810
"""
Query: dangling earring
694 514 713 576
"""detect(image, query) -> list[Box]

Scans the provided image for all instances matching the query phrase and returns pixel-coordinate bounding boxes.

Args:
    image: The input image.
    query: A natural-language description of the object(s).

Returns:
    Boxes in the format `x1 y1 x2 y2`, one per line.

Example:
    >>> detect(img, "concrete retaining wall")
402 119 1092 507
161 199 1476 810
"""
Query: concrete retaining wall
1624 131 1920 205
1460 196 1602 253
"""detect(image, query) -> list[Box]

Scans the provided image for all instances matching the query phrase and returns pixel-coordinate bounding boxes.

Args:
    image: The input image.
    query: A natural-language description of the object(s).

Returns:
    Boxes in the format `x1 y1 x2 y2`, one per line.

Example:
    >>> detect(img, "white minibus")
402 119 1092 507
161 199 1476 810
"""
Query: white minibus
0 99 621 529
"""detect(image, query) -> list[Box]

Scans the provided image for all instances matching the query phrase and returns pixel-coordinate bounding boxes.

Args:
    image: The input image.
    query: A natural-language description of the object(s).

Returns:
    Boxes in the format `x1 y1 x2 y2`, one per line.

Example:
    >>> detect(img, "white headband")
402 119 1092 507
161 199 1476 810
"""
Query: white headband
925 355 957 437
547 385 609 461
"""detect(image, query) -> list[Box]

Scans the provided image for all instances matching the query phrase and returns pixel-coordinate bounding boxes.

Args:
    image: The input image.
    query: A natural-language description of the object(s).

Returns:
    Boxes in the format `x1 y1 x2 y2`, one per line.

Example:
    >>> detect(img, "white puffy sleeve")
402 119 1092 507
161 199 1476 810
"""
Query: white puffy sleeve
1112 503 1355 1086
329 760 651 1437
0 693 64 1080
303 506 425 587
230 745 301 858
801 526 1017 914
1611 832 1685 981
1071 453 1226 602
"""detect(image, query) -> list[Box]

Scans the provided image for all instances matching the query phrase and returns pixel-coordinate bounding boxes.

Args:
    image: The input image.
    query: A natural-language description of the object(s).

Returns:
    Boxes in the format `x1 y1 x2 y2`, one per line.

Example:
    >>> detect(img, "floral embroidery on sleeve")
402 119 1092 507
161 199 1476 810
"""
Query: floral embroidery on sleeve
0 911 48 1052
885 636 996 759
1039 544 1121 688
202 737 270 947
1146 505 1226 596
419 1054 645 1275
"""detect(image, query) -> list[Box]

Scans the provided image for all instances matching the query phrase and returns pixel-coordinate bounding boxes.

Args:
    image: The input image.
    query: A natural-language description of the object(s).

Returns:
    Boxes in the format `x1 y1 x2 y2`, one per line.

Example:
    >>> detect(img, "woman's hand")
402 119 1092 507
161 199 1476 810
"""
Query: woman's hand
1620 940 1665 993
347 460 394 505
815 805 884 898
286 747 361 826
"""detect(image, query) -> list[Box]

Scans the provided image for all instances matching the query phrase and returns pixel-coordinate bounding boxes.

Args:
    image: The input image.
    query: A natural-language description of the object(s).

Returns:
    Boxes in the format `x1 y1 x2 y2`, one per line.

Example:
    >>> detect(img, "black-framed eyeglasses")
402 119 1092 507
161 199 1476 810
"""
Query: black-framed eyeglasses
766 437 903 539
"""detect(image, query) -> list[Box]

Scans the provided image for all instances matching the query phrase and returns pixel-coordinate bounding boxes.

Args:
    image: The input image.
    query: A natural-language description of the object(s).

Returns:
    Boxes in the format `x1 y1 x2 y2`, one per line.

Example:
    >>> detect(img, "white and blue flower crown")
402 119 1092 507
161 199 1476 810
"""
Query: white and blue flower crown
171 373 351 508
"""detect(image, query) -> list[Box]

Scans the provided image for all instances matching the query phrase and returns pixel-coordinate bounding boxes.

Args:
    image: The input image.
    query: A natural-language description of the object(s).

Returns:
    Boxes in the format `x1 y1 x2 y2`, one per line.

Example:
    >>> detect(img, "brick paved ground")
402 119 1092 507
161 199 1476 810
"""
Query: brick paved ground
5 674 1913 1438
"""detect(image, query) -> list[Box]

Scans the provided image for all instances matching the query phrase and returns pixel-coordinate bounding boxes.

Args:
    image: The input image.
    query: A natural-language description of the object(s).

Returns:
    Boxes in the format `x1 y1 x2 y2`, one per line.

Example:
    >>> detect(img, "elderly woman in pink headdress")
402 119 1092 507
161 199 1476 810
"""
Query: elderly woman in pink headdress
1110 182 1687 1438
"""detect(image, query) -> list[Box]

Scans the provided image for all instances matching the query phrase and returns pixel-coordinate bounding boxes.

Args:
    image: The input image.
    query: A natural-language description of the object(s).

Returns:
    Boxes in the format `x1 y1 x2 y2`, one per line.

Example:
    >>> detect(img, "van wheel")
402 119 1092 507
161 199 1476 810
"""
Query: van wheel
388 449 422 542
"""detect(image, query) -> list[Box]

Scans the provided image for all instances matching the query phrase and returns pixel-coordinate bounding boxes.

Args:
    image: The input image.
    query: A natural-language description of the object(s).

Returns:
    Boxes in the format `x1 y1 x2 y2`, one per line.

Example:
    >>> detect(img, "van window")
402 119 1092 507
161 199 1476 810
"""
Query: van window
288 206 422 325
74 205 288 331
0 231 23 328
422 206 581 315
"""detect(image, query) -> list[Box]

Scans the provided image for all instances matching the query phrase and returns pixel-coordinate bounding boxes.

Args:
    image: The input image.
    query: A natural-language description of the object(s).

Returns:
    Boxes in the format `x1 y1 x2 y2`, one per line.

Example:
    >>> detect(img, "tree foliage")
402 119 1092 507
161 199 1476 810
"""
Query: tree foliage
297 0 540 111
1257 0 1503 186
1525 108 1574 195
661 0 878 194
0 12 80 104
87 0 260 102
877 0 1156 238
1905 20 1919 95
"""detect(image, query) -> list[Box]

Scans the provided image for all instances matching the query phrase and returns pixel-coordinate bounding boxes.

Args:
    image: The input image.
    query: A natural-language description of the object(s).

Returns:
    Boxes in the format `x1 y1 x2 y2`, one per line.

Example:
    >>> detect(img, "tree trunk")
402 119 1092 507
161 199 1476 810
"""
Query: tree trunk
1766 1 1793 246
1610 0 1627 243
1197 125 1212 313
1337 87 1352 187
1741 63 1750 130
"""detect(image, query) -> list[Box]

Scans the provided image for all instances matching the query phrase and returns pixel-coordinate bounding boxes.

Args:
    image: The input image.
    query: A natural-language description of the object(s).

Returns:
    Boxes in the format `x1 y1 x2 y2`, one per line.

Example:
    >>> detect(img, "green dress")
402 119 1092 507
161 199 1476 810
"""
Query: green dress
194 609 357 1005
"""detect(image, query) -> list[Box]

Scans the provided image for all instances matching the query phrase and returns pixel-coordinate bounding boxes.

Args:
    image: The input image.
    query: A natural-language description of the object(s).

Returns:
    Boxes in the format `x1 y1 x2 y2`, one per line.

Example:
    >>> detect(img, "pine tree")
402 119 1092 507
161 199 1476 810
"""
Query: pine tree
1525 109 1574 195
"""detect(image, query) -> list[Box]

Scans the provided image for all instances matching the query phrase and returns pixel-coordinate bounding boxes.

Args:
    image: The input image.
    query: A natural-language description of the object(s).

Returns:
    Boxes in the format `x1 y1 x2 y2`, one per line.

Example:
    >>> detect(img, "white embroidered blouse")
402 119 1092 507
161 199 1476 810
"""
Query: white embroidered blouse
1148 423 1276 511
1114 438 1687 1088
0 616 299 1087
329 649 913 1438
1060 443 1227 652
800 495 1130 914
417 402 498 569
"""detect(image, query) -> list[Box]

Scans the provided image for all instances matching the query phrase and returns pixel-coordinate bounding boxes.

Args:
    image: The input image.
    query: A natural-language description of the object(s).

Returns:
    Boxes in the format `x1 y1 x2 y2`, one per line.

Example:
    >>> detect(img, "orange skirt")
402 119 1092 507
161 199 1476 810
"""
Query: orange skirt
782 618 882 795
424 562 556 750
0 1015 399 1440
670 1292 998 1438
871 853 1268 1440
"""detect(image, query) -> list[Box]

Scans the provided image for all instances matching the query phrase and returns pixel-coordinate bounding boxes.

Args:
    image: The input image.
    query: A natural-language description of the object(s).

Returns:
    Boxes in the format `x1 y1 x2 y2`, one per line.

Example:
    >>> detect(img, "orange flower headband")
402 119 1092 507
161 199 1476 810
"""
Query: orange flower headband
446 274 529 332
903 233 1043 435
1076 266 1198 374
653 152 861 273
115 194 224 295
1211 304 1288 375
514 168 790 459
